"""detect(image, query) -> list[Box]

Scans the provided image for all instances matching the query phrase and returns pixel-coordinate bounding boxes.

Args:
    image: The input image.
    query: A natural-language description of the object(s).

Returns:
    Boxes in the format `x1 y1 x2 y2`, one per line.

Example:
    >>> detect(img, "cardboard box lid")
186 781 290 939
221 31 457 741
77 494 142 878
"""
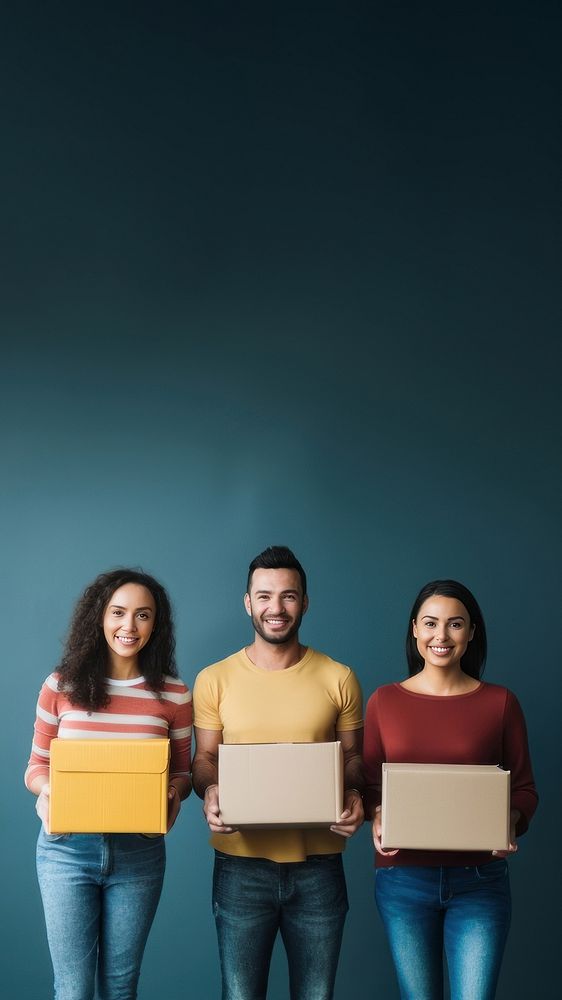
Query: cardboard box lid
50 739 170 774
383 763 507 776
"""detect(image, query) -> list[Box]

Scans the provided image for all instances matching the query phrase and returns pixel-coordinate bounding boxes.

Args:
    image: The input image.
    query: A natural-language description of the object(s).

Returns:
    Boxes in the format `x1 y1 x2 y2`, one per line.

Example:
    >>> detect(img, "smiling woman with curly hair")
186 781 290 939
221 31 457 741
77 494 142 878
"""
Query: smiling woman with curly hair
56 568 178 709
25 568 192 1000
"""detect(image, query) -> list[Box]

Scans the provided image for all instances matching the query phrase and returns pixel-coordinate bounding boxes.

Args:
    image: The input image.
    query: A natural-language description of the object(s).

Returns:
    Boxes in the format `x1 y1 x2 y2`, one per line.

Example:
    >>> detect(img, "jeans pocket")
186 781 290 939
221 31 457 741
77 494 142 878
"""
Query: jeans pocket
475 859 508 880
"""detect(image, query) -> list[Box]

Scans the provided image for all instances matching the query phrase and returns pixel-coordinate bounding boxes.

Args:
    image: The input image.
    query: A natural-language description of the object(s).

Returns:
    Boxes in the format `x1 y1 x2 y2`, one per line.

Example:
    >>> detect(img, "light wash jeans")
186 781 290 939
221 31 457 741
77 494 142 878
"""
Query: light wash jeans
375 861 511 1000
212 850 349 1000
36 828 165 1000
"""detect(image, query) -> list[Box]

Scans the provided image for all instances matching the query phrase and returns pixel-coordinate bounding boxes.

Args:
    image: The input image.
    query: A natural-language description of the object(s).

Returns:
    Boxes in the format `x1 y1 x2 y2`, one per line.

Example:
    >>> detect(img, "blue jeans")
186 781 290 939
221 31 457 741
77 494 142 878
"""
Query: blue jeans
212 850 349 1000
375 862 511 1000
36 828 165 1000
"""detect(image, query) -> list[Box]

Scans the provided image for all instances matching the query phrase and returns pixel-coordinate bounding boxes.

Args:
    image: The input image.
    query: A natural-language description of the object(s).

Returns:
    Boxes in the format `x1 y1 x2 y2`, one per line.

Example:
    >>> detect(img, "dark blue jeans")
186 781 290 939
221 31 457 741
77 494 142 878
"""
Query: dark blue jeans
375 862 511 1000
36 829 165 1000
212 850 349 1000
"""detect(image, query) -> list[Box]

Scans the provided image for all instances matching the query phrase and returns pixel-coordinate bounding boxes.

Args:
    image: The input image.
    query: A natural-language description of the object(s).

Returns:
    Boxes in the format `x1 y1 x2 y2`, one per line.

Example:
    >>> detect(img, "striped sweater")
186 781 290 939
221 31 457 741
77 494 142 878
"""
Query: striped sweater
25 672 192 788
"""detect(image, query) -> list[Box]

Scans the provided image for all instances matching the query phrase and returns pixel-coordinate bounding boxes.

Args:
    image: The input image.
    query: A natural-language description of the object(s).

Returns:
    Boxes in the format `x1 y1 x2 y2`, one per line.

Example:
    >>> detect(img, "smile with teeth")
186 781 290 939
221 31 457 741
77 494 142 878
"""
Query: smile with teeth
116 636 138 644
264 618 289 625
429 646 452 653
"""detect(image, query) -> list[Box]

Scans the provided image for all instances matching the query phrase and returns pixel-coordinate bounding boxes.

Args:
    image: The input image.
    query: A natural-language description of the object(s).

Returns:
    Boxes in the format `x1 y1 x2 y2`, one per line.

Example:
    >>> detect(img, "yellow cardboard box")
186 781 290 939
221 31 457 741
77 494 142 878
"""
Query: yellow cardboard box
381 763 511 851
218 741 344 827
49 739 170 834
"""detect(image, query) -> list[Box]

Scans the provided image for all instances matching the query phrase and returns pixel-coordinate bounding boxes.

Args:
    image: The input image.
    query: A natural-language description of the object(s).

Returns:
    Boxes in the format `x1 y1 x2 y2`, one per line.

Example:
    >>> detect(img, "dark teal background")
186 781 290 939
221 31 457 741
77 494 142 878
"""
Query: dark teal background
2 3 560 997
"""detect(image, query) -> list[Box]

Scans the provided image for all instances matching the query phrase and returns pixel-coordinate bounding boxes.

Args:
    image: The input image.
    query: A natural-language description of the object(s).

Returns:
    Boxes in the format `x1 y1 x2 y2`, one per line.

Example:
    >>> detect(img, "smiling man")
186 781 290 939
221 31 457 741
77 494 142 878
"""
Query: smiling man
192 545 364 1000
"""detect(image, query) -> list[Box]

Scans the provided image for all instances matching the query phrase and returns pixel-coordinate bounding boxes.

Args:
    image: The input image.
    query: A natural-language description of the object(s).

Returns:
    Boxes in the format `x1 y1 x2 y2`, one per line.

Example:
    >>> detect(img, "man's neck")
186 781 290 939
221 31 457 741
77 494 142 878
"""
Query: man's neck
245 635 306 672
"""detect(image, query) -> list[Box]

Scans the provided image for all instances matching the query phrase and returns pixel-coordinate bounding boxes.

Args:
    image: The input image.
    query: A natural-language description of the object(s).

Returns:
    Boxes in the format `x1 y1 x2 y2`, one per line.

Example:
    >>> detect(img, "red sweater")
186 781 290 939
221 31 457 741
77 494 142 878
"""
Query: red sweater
363 682 538 868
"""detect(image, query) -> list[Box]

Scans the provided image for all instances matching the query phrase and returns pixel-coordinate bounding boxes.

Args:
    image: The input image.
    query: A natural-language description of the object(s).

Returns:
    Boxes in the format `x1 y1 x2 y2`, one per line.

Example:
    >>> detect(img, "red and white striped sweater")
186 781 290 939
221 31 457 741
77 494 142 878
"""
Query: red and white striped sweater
25 672 192 788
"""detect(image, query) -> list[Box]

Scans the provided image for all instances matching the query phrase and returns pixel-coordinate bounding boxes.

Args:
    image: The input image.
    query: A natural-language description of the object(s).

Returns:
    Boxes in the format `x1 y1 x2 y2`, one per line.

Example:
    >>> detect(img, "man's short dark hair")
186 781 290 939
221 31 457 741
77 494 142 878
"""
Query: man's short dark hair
246 546 307 596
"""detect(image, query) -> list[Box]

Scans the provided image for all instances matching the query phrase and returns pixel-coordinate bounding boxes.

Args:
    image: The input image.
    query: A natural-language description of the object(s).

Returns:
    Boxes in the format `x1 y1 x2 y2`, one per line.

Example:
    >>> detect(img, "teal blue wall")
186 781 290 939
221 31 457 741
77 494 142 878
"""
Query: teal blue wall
2 4 560 997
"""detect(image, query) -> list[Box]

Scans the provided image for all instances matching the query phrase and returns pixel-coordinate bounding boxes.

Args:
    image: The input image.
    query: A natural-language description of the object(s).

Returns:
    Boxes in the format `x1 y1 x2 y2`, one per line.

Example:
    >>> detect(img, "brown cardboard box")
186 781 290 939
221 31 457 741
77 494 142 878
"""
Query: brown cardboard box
49 739 170 834
381 763 510 851
218 742 344 827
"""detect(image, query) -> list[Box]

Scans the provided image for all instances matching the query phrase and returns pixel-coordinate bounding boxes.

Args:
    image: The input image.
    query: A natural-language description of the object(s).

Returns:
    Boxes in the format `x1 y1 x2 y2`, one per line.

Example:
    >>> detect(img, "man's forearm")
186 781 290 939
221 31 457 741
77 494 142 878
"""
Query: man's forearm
192 755 218 799
343 752 365 796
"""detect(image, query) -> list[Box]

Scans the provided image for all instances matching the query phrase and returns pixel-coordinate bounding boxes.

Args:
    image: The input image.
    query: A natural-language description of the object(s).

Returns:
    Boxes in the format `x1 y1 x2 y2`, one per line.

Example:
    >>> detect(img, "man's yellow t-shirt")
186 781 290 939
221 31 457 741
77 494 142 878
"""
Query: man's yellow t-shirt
193 646 363 862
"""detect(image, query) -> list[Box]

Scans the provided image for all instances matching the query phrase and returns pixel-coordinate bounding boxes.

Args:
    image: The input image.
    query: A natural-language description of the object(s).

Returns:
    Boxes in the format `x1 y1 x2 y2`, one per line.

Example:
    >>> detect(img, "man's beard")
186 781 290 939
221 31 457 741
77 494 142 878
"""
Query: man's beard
251 611 303 646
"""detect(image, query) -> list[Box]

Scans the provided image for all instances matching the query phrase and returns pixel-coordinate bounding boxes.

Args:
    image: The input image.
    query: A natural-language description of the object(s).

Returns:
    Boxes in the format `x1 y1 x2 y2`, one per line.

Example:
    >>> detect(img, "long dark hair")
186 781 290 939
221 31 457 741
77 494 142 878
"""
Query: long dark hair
406 579 487 680
56 568 177 710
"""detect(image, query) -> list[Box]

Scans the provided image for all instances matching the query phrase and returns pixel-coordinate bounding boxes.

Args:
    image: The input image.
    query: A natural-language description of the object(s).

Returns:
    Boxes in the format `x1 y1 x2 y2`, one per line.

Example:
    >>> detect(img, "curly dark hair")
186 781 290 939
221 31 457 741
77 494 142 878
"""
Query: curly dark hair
56 568 177 710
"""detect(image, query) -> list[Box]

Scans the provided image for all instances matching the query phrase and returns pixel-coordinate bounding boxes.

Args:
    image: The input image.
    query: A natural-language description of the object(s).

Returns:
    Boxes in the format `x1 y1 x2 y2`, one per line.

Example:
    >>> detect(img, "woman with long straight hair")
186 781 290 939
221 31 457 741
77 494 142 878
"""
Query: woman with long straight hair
363 579 537 1000
25 568 192 1000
